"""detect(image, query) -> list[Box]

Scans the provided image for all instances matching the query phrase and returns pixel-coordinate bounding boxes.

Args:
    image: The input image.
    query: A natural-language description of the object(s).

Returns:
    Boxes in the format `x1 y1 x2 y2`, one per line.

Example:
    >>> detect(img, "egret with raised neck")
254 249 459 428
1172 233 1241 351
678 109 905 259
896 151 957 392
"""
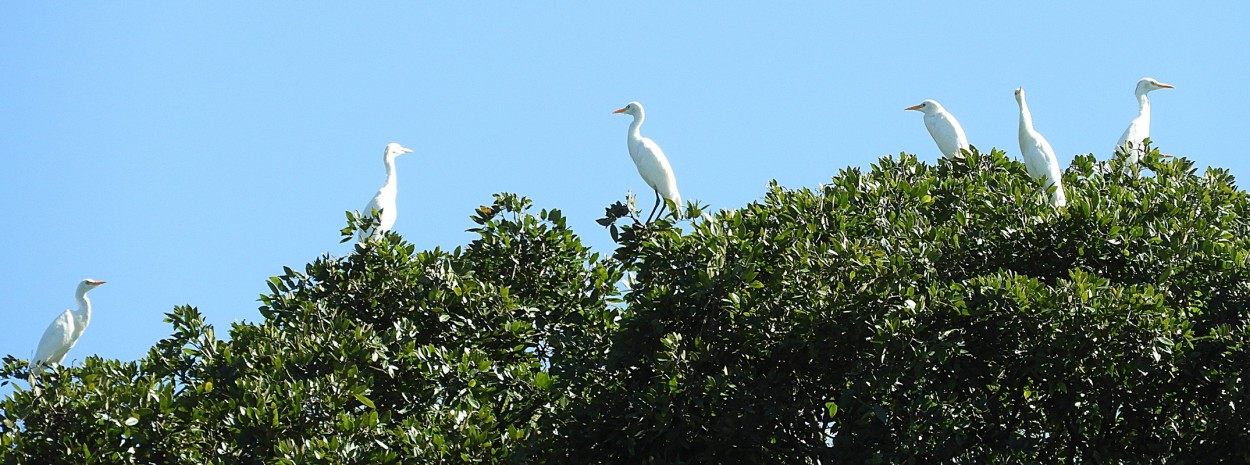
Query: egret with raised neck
360 142 414 240
1114 77 1174 164
33 279 106 369
1015 87 1067 207
613 101 683 222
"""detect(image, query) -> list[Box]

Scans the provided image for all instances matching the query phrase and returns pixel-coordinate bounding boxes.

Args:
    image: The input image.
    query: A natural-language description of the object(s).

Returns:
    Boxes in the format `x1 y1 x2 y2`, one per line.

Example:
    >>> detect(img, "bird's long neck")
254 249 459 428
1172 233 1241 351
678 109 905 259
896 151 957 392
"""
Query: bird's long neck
74 292 92 324
1135 91 1152 124
1018 99 1034 134
382 155 399 188
627 111 645 142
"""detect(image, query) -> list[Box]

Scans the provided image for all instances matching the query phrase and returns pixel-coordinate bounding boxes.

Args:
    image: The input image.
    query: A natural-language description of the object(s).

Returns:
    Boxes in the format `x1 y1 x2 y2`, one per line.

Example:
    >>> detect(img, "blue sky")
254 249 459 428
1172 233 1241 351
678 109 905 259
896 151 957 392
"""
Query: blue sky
2 3 1247 371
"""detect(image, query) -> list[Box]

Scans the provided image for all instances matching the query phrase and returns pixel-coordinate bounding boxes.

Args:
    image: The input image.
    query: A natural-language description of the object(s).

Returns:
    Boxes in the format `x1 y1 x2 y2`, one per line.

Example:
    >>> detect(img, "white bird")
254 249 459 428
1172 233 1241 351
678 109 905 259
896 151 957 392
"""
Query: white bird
613 101 682 222
1114 77 1175 164
33 279 106 369
1014 87 1067 207
360 142 414 240
905 99 970 158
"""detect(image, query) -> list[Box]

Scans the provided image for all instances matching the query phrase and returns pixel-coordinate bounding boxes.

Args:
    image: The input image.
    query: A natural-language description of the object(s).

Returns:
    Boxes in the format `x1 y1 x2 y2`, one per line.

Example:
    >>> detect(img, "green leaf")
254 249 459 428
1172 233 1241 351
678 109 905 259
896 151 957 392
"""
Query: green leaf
352 392 375 410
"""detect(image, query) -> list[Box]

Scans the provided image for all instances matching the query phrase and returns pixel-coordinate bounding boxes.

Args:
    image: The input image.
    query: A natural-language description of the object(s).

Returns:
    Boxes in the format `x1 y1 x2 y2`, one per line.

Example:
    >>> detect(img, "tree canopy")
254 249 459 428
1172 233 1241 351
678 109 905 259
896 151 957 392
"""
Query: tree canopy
3 148 1248 464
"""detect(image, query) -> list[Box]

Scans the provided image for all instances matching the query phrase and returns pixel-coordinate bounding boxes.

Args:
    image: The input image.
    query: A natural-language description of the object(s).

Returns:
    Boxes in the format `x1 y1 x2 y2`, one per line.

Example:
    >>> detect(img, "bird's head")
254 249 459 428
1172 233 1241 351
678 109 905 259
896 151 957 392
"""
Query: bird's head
904 99 942 114
612 101 643 117
1136 77 1175 94
77 279 106 293
1014 87 1026 104
384 142 414 159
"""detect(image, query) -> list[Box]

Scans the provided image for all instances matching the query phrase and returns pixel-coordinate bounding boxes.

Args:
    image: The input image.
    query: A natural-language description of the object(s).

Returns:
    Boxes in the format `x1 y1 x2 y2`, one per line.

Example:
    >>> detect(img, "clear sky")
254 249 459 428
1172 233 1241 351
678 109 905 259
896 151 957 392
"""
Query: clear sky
2 3 1247 372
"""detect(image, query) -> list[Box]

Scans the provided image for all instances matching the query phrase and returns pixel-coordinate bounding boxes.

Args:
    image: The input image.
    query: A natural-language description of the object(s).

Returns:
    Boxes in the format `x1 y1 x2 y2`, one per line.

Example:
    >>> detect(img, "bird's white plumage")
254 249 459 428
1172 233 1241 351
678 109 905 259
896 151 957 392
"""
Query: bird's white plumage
905 99 969 158
360 142 414 240
34 310 76 367
1114 77 1174 164
1014 88 1066 207
33 279 105 369
614 102 682 216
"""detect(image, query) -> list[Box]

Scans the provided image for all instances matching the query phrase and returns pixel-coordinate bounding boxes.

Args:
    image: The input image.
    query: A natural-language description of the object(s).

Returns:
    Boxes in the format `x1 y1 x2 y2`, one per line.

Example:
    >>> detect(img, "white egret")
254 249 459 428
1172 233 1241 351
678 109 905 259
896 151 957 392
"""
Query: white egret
1014 87 1067 207
905 99 970 158
360 142 414 240
1114 77 1174 163
33 279 106 369
613 101 682 222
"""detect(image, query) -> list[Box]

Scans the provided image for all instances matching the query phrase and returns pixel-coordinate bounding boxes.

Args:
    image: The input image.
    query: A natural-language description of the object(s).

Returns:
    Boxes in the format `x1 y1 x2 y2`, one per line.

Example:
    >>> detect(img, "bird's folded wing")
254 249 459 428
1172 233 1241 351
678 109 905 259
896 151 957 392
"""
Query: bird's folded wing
33 309 75 365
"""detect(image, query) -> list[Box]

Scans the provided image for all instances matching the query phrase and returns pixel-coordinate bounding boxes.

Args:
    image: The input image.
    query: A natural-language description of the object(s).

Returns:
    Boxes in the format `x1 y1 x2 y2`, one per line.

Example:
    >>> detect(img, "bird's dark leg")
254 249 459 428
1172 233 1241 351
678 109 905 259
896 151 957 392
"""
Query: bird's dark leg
645 190 662 224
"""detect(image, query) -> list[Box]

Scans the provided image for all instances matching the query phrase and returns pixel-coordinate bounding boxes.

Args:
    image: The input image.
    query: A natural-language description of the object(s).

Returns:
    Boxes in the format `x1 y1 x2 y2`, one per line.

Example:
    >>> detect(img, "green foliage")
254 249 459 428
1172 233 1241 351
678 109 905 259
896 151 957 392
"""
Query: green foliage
3 147 1248 464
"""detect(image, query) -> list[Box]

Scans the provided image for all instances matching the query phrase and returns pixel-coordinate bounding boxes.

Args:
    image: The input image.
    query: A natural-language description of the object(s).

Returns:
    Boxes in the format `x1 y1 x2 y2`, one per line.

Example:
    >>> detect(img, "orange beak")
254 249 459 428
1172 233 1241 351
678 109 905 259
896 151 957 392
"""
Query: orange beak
90 280 107 285
612 107 628 114
1158 83 1175 89
904 104 923 111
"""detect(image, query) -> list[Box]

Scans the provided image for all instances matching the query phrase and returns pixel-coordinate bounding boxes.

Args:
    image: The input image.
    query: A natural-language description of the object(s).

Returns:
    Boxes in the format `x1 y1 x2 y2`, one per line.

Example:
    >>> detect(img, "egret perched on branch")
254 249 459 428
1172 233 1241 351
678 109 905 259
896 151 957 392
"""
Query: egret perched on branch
1114 77 1174 163
33 279 106 370
905 99 969 158
1014 87 1066 207
613 101 682 223
360 142 414 240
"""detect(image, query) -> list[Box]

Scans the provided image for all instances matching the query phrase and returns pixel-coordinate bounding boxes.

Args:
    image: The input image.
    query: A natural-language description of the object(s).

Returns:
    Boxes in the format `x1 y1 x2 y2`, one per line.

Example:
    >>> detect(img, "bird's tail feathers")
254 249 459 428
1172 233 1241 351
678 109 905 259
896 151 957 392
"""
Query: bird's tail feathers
1050 186 1067 208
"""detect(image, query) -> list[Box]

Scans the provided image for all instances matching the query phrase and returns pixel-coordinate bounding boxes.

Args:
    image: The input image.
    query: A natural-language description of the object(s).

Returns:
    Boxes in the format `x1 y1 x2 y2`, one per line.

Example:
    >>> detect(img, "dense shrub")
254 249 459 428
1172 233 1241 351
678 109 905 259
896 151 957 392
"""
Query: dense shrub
3 147 1248 464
